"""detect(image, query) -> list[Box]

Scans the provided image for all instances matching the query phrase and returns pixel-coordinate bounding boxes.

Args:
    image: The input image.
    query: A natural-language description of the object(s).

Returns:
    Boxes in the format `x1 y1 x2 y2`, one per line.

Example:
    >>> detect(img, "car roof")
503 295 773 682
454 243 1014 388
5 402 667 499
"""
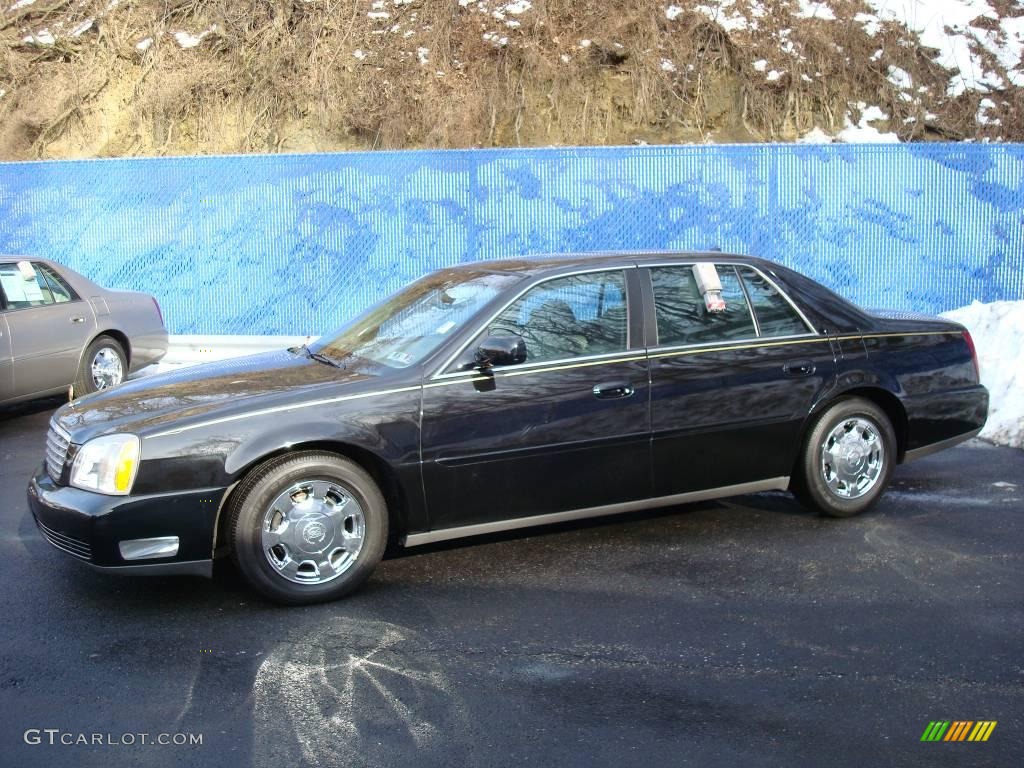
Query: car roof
445 250 774 278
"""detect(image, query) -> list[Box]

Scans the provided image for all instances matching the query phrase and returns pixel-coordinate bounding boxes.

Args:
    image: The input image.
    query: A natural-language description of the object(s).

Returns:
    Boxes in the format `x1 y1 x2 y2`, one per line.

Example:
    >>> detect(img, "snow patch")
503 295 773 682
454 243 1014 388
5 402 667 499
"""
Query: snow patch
174 26 217 49
941 301 1024 449
665 5 684 21
861 0 1024 96
9 0 36 10
798 127 834 143
796 1 836 21
693 1 750 32
661 58 677 72
70 19 94 37
135 37 153 52
839 103 899 143
887 65 913 90
976 97 999 125
22 29 55 46
501 0 531 14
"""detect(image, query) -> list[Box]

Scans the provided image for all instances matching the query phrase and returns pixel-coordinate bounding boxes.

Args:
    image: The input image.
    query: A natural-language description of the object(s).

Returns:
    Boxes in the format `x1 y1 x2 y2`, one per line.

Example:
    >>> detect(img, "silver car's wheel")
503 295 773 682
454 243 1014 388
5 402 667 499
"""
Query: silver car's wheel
91 347 124 390
228 452 388 605
76 336 128 396
262 480 366 584
819 417 885 500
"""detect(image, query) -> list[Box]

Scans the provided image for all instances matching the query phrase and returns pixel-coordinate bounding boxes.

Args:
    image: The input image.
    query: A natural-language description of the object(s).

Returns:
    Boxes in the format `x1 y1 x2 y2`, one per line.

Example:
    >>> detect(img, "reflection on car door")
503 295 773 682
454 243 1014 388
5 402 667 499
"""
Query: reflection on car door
0 261 94 399
419 268 651 533
645 263 836 496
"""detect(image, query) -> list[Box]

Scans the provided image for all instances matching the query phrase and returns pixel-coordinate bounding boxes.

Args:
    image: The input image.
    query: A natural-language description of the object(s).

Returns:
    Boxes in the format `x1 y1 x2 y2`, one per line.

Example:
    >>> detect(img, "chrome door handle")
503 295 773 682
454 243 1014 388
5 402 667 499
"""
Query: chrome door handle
783 360 815 377
592 381 635 399
70 317 86 323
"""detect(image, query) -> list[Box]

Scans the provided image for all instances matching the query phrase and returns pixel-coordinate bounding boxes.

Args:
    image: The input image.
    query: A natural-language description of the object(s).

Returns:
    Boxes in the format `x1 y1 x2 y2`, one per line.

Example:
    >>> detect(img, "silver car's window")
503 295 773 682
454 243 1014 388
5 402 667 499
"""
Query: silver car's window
737 266 810 337
651 265 755 346
488 271 628 364
0 263 57 309
35 264 76 303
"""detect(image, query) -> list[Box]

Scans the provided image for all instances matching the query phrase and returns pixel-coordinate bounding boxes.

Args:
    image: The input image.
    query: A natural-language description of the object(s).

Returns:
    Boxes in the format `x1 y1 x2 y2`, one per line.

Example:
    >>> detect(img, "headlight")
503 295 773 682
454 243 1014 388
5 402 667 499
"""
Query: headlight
69 434 141 496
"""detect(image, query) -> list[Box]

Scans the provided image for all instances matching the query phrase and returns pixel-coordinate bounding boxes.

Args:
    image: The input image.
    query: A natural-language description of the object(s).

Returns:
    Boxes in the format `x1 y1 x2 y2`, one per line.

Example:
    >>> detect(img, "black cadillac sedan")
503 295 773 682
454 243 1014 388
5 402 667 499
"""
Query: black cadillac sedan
28 253 988 604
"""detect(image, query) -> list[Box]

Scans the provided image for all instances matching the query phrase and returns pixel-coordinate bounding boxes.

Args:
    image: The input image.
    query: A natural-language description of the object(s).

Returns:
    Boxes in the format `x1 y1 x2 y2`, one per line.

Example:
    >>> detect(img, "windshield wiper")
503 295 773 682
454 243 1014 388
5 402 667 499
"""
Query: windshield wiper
296 344 347 369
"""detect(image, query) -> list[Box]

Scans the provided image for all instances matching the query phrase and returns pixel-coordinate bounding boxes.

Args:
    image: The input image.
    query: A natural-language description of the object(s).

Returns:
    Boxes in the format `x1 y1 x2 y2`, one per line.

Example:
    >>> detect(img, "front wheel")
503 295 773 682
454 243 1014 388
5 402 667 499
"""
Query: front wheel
227 452 388 605
792 398 896 518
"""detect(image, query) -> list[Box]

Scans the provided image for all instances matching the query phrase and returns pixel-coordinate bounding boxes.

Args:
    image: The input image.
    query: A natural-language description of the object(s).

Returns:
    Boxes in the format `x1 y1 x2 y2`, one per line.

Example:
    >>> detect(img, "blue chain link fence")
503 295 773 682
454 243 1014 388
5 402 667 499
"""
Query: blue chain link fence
0 144 1021 335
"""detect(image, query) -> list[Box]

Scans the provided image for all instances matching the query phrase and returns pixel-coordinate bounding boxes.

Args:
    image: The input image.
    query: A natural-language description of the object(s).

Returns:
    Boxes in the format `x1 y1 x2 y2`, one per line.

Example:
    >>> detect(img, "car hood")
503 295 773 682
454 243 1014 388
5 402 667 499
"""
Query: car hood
54 350 391 442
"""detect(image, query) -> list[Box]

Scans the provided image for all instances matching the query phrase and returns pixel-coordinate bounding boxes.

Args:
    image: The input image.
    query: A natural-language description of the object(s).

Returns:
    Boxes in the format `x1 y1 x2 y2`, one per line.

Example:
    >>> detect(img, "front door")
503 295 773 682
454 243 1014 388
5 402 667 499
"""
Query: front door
420 268 651 533
645 262 837 497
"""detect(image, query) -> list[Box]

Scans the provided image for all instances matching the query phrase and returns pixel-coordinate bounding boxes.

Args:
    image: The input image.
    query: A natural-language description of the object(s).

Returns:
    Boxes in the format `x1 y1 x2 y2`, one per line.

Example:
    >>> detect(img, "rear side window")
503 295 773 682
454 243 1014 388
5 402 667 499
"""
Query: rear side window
651 265 755 346
489 270 628 363
36 264 77 303
738 267 810 337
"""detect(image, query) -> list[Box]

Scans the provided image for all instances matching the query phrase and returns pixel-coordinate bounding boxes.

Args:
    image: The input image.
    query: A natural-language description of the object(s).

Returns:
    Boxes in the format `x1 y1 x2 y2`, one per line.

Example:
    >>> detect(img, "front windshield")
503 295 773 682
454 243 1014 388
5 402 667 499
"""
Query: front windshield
312 268 521 369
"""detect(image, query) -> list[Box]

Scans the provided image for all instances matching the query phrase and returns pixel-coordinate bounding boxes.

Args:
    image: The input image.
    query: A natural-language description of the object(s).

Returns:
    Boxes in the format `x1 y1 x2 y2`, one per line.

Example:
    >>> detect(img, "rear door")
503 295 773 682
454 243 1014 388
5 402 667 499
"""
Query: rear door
0 261 94 398
644 262 836 497
419 267 651 533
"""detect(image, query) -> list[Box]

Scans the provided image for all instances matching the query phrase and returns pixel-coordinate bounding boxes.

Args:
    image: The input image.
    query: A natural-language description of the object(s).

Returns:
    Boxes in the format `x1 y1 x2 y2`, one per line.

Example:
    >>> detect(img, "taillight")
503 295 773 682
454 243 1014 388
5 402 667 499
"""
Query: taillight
152 297 164 327
963 330 980 381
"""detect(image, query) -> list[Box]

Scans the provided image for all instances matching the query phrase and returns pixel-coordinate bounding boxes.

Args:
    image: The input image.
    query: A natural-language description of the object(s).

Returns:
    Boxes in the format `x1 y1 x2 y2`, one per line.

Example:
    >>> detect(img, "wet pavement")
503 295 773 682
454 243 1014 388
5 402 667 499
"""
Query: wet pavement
1 397 1021 767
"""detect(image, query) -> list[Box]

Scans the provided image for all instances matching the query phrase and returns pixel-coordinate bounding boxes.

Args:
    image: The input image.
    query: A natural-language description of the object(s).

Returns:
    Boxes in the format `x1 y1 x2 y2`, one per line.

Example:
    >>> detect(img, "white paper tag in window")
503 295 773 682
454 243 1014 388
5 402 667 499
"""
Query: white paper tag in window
692 263 726 313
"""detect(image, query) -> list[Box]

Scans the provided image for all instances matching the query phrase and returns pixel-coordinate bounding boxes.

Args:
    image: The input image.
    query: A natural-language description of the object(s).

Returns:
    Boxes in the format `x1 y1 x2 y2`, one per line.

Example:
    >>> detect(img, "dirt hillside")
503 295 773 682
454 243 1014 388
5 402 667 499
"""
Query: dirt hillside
0 0 1022 160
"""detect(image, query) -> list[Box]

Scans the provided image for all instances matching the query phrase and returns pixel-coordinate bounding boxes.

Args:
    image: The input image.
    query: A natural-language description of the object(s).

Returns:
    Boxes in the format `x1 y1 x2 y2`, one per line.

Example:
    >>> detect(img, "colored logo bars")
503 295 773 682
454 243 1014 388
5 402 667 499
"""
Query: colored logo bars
921 721 997 742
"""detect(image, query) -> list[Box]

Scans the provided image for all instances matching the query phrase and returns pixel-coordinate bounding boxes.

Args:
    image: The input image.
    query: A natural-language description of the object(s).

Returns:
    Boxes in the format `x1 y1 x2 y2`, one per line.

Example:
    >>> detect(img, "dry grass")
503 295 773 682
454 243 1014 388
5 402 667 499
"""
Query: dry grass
0 0 1020 159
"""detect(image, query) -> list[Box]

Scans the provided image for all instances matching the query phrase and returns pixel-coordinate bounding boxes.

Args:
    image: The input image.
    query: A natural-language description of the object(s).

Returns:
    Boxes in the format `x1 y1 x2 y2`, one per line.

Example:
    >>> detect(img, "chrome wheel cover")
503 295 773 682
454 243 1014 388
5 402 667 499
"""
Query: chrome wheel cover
261 480 365 585
91 347 124 390
820 417 885 500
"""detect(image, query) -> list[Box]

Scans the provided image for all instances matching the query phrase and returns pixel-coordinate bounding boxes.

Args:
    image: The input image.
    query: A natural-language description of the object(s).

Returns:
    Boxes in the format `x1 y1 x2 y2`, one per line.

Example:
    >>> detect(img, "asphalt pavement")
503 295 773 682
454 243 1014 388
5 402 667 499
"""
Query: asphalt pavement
1 396 1021 767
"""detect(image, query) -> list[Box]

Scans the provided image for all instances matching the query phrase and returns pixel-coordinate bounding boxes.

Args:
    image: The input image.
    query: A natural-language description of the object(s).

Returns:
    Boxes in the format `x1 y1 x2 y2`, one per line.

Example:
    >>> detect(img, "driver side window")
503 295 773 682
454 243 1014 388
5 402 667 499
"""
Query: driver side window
488 271 628 364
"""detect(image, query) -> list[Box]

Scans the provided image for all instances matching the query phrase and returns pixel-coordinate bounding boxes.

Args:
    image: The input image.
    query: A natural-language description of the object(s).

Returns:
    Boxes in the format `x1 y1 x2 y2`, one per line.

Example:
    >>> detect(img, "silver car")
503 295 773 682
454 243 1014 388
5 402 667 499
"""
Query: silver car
0 258 167 406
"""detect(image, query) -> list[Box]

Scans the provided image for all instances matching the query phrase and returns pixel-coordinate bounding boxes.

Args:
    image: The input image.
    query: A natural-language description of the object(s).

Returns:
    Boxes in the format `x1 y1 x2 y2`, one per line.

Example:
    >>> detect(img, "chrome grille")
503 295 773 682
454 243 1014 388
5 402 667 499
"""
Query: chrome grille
45 422 72 482
36 519 92 561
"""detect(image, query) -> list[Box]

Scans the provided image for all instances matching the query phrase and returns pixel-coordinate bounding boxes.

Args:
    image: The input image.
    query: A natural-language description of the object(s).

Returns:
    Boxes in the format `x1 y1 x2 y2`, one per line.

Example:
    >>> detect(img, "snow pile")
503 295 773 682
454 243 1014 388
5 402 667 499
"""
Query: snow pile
859 0 1024 95
942 301 1024 449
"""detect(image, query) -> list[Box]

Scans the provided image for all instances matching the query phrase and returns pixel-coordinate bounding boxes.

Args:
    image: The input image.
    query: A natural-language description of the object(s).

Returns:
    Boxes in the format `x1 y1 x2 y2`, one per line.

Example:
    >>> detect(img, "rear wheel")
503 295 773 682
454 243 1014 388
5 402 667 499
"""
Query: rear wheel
227 452 388 605
792 397 896 517
76 336 126 395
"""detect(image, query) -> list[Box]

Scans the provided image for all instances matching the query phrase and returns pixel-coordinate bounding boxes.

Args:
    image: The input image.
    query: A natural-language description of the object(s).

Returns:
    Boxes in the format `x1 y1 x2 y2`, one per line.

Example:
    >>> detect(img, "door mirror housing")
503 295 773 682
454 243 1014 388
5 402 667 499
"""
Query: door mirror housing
474 335 527 368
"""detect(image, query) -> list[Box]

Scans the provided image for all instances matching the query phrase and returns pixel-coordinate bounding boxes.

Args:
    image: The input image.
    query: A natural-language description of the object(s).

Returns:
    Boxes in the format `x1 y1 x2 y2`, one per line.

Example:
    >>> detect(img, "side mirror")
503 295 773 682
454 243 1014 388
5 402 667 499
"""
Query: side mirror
474 334 527 368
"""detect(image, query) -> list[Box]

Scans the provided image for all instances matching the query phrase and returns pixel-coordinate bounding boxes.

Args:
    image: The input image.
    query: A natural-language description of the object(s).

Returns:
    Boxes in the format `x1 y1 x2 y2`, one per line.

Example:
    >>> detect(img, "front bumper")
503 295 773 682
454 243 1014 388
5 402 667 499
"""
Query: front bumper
28 466 220 577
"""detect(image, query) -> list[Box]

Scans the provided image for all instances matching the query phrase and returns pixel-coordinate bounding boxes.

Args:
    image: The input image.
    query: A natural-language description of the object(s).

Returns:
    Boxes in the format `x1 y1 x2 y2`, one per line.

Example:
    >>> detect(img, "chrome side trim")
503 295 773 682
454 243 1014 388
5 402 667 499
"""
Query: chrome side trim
903 428 982 463
404 476 790 546
648 332 822 358
87 559 213 578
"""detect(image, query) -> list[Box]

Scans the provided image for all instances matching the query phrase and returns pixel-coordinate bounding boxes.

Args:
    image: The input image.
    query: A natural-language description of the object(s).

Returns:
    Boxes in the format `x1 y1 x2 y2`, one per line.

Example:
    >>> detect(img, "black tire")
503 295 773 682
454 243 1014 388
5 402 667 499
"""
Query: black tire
227 451 388 605
791 397 896 518
75 335 127 395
